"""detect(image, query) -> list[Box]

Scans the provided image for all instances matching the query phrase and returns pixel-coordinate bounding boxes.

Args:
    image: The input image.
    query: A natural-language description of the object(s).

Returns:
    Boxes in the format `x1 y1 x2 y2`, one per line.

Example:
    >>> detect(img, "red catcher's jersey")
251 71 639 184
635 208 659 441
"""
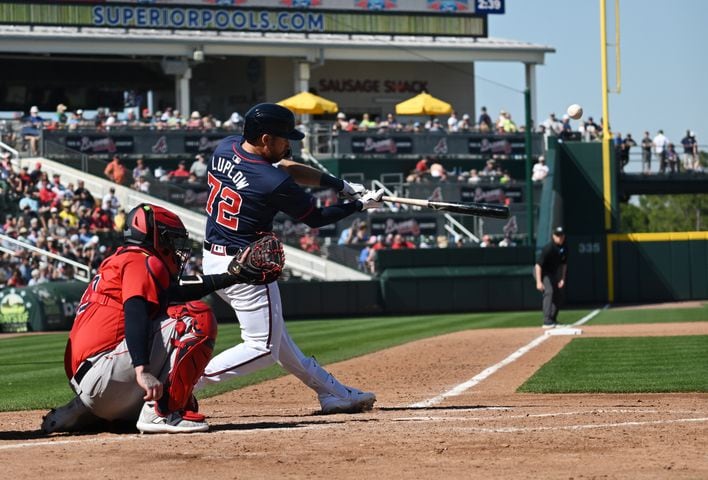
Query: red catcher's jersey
64 246 170 378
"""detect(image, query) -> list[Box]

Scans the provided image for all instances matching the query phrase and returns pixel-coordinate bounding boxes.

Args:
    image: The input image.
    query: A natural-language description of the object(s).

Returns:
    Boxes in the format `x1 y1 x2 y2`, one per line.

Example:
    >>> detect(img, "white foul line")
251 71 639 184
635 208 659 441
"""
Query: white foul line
572 304 608 327
408 308 603 408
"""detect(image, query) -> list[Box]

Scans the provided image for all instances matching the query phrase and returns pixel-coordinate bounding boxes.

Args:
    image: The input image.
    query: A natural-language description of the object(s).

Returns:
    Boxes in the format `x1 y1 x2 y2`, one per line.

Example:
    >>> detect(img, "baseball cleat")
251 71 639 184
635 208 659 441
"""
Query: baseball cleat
542 322 558 329
319 388 376 414
136 402 209 434
41 396 90 434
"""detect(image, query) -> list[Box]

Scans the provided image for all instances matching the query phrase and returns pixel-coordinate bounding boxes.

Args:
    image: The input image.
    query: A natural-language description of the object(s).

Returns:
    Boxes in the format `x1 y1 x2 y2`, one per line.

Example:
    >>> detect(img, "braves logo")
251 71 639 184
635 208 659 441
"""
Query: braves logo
363 137 397 153
427 186 443 202
433 137 448 155
80 136 116 153
151 136 168 154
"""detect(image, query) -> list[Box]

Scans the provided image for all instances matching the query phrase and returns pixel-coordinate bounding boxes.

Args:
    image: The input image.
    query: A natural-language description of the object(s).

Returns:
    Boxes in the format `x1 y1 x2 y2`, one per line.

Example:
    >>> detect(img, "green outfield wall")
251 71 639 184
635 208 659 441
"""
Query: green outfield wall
607 232 708 303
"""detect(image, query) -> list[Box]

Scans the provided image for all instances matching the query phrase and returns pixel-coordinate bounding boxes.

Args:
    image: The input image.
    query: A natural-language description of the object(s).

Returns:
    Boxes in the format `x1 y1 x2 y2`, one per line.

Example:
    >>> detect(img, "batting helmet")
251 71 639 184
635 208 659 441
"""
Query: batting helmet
124 203 190 276
243 103 305 142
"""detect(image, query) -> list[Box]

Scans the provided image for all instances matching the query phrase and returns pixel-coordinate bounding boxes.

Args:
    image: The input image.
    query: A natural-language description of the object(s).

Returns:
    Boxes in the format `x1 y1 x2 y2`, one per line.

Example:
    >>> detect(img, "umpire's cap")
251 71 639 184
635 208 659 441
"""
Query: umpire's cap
243 103 305 142
553 226 565 236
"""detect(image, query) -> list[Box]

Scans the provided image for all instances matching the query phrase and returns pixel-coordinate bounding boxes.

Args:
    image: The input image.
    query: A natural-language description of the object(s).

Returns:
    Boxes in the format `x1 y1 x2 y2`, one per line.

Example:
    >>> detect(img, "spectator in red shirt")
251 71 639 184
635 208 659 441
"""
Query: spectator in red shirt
167 161 191 182
391 233 416 249
415 156 430 173
89 208 112 233
38 180 57 206
6 268 25 287
299 228 321 254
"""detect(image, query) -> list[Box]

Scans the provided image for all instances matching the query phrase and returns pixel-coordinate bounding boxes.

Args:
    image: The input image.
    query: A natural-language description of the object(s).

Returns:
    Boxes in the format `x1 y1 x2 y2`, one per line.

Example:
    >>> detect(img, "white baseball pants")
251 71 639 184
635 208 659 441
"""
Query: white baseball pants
199 248 350 398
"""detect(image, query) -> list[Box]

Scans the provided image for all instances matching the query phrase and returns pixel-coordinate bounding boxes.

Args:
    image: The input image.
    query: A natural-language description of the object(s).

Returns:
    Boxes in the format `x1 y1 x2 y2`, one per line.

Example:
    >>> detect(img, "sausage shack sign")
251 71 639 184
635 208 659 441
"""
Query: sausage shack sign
318 79 428 94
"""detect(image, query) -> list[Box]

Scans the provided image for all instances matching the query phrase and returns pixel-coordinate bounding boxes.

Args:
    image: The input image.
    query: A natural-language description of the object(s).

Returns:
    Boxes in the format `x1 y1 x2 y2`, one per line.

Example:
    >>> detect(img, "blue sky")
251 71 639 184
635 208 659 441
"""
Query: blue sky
475 0 707 146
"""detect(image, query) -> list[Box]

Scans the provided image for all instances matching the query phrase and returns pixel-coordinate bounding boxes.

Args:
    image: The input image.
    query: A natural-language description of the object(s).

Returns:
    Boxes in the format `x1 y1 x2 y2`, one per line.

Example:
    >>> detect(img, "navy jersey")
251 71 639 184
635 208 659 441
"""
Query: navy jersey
205 135 355 249
205 135 314 248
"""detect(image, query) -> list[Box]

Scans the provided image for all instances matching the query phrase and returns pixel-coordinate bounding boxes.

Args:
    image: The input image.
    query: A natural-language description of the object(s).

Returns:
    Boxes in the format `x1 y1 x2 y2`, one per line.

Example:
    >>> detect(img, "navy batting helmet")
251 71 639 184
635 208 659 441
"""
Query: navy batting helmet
243 103 305 142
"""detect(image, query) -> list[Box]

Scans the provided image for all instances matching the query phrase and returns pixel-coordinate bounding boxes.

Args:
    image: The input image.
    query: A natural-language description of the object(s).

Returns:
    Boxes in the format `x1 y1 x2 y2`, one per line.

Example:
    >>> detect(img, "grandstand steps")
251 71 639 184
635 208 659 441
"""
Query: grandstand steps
25 156 370 282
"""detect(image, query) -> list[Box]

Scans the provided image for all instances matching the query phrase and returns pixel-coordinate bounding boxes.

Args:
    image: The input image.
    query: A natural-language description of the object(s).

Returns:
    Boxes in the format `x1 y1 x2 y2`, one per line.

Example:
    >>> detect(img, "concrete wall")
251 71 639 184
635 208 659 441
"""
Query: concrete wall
192 57 267 119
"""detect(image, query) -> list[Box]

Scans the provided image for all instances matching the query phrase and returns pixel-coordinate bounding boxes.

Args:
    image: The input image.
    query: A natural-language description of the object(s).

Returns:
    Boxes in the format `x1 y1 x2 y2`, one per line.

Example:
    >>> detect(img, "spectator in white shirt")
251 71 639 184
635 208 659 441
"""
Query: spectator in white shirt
532 156 549 182
652 130 670 174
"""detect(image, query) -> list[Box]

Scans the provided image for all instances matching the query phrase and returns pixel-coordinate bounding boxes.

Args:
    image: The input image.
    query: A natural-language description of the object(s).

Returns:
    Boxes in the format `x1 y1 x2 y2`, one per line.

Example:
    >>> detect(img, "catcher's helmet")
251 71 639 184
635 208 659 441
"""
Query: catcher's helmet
243 103 305 142
124 203 190 276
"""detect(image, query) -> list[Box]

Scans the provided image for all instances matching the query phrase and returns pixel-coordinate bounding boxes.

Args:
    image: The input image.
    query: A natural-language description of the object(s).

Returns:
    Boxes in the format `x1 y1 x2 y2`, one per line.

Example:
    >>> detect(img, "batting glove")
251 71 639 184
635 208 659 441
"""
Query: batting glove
358 188 385 211
341 180 366 200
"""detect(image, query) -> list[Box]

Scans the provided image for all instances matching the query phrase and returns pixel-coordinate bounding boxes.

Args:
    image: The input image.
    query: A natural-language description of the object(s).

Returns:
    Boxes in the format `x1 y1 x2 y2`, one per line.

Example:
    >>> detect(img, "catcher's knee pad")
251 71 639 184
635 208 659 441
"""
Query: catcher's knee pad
163 301 217 413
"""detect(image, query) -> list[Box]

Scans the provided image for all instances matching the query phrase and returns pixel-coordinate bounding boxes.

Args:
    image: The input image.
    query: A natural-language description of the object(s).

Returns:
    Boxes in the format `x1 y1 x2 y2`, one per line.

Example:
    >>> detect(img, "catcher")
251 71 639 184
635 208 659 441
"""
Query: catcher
42 203 269 434
198 103 383 413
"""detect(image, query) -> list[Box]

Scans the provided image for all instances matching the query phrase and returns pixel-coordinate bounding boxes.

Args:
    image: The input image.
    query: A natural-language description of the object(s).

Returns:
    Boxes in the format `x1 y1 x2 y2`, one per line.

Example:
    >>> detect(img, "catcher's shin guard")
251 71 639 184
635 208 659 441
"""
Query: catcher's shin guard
161 301 217 413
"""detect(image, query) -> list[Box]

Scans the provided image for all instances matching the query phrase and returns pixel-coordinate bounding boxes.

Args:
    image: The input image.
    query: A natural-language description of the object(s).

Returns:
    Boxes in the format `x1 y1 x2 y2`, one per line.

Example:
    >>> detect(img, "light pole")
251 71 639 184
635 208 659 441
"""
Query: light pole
524 88 534 246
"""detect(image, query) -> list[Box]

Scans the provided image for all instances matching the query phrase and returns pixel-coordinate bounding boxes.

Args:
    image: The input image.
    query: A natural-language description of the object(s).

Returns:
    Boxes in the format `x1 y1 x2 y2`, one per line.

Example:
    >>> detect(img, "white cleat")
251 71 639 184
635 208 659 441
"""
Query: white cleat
136 402 209 434
319 388 377 414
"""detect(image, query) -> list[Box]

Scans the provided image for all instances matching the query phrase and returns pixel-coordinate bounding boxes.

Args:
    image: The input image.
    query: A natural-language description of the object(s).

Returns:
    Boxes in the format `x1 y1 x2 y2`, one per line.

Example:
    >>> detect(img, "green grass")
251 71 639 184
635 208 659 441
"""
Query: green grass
0 309 590 412
2 305 707 411
589 304 708 325
518 335 708 393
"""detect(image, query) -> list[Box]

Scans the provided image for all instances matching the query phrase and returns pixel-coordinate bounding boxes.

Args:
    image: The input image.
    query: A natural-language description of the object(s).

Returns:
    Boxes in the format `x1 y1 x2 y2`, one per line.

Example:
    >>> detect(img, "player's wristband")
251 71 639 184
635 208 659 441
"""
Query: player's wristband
320 173 344 191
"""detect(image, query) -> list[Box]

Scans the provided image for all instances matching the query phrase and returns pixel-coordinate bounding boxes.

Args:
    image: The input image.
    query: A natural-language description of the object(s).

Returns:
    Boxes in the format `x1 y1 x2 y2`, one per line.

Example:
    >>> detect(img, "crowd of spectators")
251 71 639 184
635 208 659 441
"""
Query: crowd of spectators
405 156 521 186
0 153 202 287
331 106 522 136
283 216 517 275
126 154 209 202
329 106 704 175
0 159 118 287
1 104 245 157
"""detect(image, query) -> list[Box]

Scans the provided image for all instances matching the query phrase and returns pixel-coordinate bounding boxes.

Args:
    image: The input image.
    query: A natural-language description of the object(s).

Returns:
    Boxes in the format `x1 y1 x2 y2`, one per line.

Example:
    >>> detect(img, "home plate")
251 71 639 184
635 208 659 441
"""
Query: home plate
545 327 583 336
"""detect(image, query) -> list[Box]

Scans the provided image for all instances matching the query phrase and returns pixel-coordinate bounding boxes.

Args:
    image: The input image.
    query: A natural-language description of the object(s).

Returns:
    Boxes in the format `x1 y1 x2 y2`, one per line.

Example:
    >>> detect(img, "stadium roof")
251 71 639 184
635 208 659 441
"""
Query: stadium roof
0 26 554 64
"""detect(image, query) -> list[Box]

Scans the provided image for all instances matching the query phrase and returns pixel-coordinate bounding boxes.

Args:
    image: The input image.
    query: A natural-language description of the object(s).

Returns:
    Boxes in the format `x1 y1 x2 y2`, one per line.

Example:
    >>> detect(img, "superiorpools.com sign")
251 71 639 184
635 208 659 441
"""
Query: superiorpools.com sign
0 2 487 36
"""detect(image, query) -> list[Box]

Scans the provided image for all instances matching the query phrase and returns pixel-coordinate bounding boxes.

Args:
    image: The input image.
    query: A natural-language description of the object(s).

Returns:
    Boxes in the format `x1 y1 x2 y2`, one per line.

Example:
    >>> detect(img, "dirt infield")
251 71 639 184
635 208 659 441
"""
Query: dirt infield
2 322 707 479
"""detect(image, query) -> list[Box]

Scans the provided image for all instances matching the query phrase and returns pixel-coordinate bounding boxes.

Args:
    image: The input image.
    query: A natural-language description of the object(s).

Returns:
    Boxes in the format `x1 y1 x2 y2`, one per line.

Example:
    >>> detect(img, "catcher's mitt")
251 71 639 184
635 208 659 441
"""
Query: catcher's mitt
227 233 285 285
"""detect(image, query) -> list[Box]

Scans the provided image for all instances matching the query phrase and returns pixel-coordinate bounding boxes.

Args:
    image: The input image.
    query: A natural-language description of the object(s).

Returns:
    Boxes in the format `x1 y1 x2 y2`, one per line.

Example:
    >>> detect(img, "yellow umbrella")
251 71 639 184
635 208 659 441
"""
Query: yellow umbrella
277 91 339 115
395 92 452 116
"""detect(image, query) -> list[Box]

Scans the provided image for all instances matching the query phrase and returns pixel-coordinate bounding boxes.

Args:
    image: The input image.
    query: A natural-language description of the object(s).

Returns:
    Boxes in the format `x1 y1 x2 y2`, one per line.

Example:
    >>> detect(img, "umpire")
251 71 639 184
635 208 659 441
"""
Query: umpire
534 226 568 328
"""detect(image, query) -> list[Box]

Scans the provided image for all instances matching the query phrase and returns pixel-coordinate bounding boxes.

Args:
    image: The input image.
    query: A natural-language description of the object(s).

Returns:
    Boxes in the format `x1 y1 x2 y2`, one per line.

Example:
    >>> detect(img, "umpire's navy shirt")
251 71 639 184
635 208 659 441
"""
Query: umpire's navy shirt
536 241 568 277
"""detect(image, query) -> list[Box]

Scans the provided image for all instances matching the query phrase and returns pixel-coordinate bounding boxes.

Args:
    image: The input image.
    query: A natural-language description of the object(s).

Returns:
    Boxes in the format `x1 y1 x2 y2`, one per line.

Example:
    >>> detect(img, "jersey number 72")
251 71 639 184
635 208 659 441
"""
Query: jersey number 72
206 172 243 230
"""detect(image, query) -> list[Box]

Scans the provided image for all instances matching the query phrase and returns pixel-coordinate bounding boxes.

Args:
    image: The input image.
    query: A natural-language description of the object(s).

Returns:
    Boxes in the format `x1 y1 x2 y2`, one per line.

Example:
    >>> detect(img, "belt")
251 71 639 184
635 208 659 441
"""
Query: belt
203 241 241 256
73 360 93 385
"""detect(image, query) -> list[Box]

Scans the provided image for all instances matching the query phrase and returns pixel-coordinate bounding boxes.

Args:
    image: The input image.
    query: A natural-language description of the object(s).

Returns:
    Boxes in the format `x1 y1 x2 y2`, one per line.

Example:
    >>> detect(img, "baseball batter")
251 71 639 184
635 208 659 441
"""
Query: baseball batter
199 103 383 413
42 204 255 434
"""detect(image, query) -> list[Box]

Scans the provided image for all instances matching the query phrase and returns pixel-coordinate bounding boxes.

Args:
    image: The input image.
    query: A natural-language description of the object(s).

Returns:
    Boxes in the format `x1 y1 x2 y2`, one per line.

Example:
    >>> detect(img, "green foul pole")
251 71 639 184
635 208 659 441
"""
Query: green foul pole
524 88 534 246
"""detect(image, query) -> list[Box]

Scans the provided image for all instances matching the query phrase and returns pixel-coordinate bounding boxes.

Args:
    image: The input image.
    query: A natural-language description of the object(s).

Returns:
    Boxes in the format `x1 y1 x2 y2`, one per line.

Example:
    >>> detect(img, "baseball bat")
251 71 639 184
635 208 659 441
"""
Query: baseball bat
381 196 510 219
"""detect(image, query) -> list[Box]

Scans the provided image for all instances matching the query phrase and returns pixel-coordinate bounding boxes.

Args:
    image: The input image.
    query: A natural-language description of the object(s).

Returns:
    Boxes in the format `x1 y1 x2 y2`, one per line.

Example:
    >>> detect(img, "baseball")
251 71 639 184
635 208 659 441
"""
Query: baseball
567 104 583 120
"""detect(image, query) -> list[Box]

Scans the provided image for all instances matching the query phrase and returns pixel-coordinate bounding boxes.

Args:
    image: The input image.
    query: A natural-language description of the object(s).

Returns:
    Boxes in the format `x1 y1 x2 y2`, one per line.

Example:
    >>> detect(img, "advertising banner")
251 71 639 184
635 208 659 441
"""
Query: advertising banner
369 214 438 237
0 2 487 36
0 282 86 332
350 136 413 154
338 132 540 158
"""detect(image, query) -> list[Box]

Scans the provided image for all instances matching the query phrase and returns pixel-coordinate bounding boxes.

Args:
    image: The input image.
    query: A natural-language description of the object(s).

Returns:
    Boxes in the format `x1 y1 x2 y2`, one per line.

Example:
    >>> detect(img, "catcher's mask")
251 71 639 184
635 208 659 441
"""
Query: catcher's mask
124 203 190 277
